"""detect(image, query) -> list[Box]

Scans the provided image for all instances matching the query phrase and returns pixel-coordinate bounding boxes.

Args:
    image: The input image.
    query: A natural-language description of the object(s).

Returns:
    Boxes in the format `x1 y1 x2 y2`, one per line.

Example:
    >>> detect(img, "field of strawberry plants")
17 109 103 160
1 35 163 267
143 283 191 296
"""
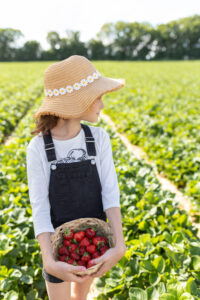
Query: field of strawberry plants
95 60 200 218
96 118 200 299
0 61 200 299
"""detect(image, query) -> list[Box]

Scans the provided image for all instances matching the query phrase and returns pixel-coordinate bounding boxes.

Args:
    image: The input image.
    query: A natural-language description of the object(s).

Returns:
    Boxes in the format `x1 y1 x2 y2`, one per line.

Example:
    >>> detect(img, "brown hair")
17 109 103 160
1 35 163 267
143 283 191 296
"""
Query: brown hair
31 115 60 136
31 97 100 136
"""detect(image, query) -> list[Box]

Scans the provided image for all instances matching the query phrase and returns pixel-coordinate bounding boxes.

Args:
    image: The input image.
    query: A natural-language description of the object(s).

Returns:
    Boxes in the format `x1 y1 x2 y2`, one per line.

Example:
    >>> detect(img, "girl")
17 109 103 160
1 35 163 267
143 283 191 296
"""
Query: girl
26 55 126 300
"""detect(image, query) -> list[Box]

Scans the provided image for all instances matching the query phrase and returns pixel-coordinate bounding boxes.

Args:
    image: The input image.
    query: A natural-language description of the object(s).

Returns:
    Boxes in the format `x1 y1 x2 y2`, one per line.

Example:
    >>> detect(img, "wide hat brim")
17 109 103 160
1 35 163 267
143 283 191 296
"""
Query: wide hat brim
33 76 125 119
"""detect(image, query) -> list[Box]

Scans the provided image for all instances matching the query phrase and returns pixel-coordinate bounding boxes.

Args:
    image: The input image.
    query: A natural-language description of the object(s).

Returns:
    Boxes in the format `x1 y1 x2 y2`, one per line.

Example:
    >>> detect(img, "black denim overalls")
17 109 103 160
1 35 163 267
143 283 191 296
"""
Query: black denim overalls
42 123 107 283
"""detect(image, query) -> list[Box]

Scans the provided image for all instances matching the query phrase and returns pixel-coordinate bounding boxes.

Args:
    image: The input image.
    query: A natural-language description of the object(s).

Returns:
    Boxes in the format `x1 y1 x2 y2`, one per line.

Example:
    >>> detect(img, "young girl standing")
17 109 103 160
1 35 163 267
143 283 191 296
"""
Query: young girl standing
26 55 126 300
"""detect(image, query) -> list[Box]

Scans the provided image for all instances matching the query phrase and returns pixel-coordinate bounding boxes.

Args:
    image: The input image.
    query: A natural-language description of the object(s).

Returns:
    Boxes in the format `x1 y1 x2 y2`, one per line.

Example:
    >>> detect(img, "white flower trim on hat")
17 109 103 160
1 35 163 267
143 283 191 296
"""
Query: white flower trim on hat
44 71 102 97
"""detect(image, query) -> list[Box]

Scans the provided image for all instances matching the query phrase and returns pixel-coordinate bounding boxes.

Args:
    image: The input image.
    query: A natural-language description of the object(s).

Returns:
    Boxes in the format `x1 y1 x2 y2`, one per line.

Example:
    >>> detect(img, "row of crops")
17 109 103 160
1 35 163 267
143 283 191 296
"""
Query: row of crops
96 118 200 299
0 93 47 299
0 62 50 143
95 60 200 219
1 61 200 299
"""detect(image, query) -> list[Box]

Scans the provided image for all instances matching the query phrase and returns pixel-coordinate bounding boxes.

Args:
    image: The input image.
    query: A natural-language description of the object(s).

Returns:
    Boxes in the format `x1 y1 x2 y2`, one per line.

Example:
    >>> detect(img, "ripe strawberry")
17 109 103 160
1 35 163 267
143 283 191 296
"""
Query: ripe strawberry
87 259 94 268
81 252 91 262
85 228 96 238
100 245 109 255
71 237 79 244
64 229 74 240
77 260 86 267
74 247 80 254
58 245 69 256
86 244 96 254
74 231 85 242
58 255 68 262
66 258 75 264
70 252 80 261
78 246 86 256
63 239 71 247
79 237 90 247
92 236 106 247
68 243 78 252
92 251 101 259
101 236 108 244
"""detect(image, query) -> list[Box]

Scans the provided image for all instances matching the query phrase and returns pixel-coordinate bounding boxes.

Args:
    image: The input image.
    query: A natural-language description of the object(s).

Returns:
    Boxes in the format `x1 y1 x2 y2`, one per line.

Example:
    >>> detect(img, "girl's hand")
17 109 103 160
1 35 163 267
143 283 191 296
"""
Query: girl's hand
46 260 90 283
89 246 126 278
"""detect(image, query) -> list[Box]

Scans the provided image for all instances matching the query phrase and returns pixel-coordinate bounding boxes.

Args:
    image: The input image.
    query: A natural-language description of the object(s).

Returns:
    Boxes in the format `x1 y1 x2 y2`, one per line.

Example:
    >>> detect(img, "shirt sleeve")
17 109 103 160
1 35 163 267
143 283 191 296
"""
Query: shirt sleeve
26 144 55 239
100 129 120 211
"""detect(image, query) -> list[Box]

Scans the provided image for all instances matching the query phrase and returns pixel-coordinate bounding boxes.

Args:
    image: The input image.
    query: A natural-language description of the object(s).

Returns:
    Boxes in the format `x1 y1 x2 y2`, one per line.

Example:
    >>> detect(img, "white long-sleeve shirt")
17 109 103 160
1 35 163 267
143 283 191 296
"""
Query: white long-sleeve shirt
26 125 120 239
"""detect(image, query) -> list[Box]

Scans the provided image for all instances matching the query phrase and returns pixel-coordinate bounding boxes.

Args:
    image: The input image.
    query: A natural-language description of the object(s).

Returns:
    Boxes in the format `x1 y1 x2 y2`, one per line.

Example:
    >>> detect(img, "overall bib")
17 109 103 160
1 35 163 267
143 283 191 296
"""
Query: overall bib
42 123 107 283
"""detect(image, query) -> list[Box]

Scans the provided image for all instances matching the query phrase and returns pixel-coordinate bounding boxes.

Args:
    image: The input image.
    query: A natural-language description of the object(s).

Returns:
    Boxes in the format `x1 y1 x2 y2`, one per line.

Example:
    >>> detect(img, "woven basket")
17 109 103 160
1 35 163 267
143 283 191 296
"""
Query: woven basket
50 217 115 275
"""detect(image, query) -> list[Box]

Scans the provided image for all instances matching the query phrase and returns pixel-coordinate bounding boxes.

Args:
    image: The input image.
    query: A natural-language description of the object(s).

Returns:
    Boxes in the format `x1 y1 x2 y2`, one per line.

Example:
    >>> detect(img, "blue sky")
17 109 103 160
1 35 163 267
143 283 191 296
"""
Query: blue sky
1 0 200 50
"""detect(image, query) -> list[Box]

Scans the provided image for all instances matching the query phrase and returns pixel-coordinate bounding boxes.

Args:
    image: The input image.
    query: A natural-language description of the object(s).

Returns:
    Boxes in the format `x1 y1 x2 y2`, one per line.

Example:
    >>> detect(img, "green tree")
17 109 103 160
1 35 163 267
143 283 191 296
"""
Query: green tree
0 28 23 61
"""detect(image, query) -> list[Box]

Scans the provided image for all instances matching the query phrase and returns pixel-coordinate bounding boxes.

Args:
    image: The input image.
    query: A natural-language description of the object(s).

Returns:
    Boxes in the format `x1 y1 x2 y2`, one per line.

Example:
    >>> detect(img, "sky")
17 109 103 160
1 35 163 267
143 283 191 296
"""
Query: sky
1 0 200 50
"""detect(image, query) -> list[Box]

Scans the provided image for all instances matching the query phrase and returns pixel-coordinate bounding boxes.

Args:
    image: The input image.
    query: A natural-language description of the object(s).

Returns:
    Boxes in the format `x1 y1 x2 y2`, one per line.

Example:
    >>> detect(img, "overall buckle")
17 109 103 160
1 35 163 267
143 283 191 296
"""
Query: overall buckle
85 137 94 142
45 142 55 151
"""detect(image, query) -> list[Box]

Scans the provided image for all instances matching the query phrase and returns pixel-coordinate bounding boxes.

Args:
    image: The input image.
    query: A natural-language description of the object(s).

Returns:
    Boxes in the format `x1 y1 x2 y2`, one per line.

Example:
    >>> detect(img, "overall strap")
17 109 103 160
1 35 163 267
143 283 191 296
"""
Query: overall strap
43 131 56 162
81 123 96 156
42 123 96 162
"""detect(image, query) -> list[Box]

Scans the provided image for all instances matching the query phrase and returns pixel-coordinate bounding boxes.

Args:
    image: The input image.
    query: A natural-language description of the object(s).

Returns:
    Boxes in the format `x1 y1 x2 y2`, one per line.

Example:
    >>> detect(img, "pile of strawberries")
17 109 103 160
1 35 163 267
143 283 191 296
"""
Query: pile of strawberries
58 227 110 268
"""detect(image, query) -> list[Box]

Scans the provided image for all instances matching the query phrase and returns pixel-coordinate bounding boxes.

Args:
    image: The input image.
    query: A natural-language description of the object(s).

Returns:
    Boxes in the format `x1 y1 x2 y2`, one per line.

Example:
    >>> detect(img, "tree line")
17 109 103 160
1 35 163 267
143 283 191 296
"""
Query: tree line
1 14 200 61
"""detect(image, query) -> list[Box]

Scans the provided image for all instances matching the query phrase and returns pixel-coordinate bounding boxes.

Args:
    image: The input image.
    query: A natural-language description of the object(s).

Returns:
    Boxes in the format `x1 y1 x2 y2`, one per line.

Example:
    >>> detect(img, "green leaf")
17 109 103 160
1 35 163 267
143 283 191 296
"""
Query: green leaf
129 287 147 300
0 238 12 256
138 220 148 230
172 231 184 243
163 231 172 243
149 272 161 285
113 295 127 300
141 260 155 272
26 289 39 300
4 290 18 300
157 282 166 293
0 278 13 292
189 242 200 256
10 269 22 278
185 277 198 295
20 274 33 284
97 294 107 300
146 286 160 300
159 294 176 300
104 284 124 294
179 292 195 300
0 265 9 280
152 256 165 273
139 234 151 245
191 255 200 271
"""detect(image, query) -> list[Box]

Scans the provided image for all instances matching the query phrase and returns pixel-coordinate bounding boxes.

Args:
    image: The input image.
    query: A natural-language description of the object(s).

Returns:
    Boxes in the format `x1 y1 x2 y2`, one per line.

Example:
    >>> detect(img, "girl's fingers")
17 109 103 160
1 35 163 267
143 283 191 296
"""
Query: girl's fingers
91 265 109 277
66 264 86 273
91 269 104 277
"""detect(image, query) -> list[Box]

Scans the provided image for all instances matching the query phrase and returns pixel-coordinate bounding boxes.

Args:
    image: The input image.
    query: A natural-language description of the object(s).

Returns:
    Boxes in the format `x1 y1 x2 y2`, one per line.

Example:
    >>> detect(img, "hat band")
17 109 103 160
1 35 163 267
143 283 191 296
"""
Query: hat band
44 70 102 97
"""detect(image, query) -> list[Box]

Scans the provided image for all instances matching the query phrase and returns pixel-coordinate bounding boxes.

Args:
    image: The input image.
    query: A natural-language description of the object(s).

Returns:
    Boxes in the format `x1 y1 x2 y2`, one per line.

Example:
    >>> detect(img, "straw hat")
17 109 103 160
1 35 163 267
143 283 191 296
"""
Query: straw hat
33 55 126 119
